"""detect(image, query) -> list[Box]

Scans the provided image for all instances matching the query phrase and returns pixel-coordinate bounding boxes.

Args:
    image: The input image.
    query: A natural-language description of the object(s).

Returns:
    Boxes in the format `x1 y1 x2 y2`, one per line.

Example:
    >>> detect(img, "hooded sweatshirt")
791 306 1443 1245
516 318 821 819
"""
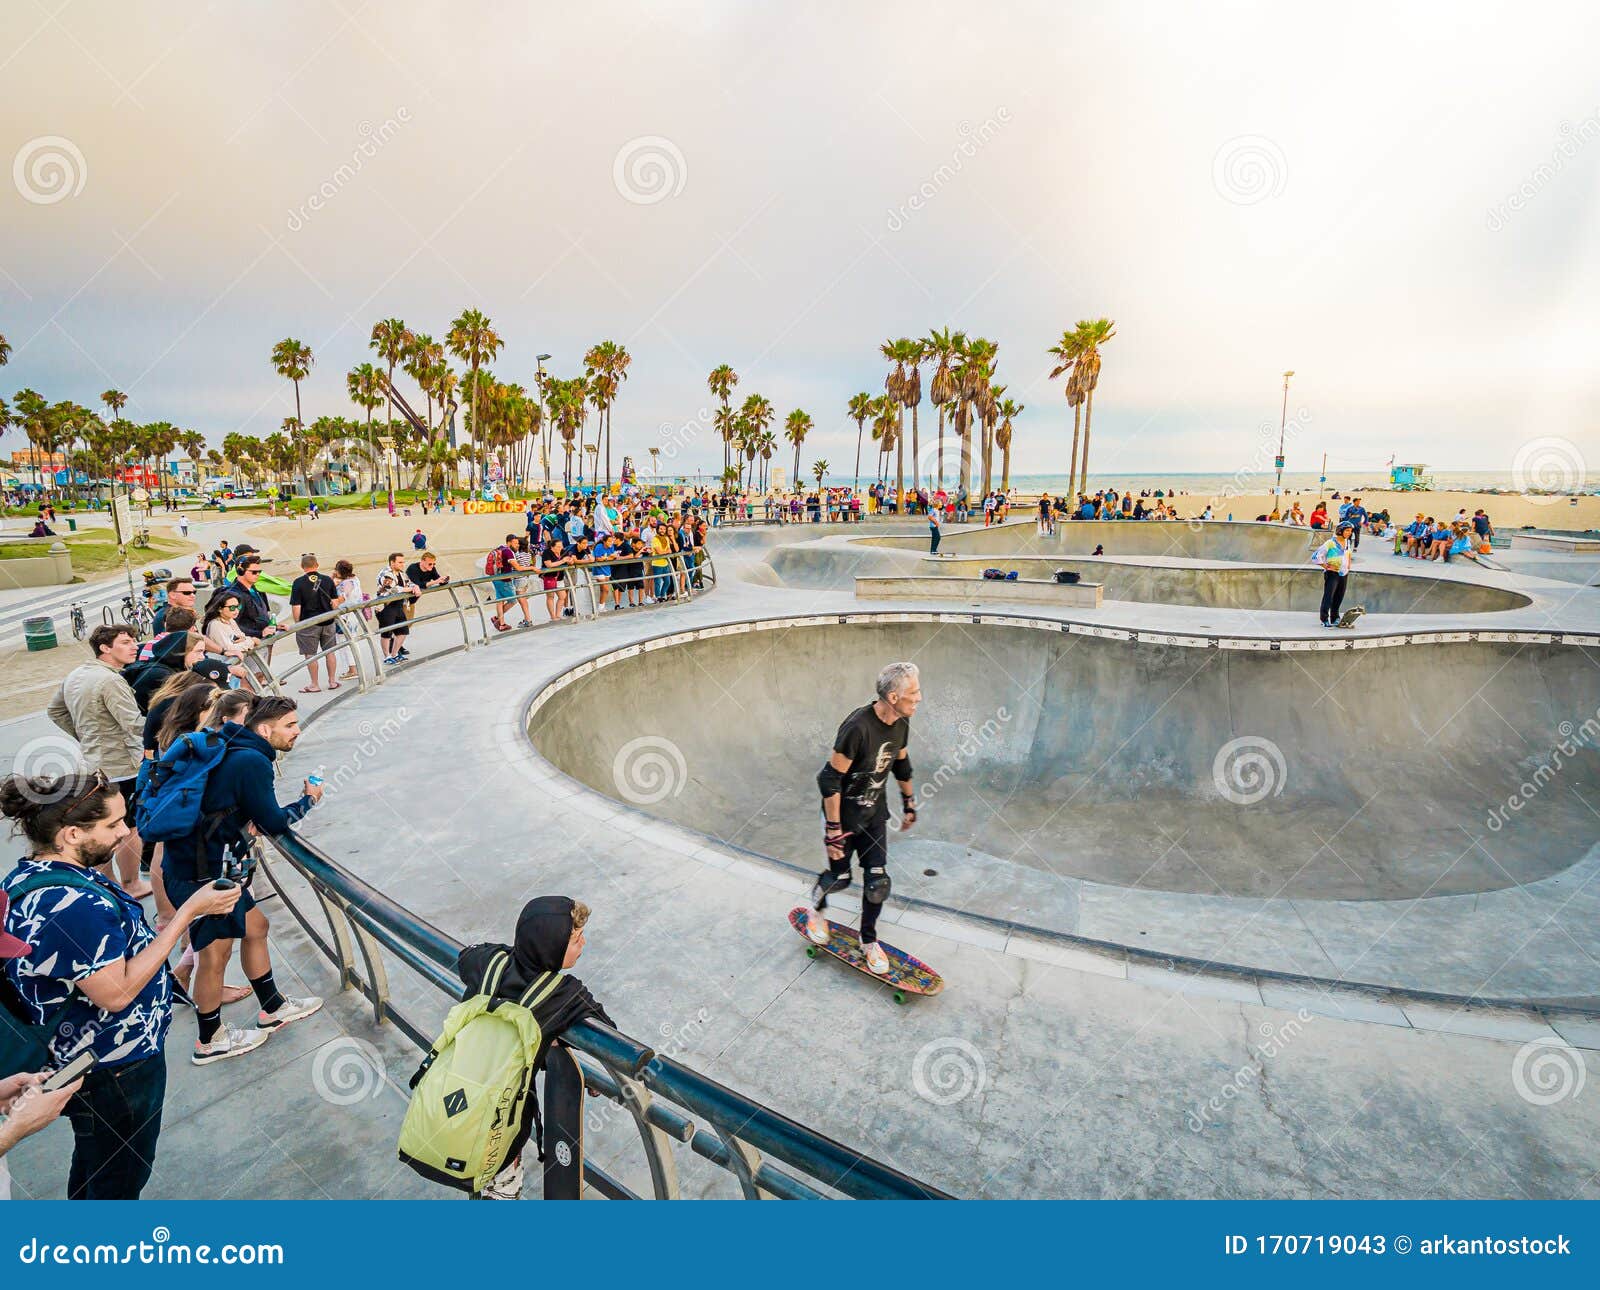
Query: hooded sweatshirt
122 631 191 714
455 897 615 1165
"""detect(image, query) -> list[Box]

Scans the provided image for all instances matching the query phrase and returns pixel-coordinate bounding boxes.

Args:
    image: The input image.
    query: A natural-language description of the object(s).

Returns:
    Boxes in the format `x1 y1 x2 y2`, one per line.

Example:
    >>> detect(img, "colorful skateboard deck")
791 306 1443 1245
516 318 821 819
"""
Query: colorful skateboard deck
787 906 944 1004
1336 604 1365 629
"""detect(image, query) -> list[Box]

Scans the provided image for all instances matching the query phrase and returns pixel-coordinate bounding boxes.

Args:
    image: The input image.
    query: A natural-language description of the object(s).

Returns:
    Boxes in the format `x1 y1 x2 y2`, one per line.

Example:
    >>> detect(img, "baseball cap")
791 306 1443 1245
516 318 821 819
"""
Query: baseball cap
189 657 231 686
0 892 32 960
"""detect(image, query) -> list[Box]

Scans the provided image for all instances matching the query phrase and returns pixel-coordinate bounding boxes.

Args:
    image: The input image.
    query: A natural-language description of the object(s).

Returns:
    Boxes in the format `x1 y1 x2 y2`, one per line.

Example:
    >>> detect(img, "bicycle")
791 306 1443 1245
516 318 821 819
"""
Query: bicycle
68 601 87 641
104 595 153 637
131 527 152 549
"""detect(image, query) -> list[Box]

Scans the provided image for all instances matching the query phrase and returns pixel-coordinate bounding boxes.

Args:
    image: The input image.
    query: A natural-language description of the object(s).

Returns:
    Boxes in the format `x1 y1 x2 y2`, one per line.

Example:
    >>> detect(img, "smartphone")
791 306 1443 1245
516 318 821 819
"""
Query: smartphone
41 1050 97 1091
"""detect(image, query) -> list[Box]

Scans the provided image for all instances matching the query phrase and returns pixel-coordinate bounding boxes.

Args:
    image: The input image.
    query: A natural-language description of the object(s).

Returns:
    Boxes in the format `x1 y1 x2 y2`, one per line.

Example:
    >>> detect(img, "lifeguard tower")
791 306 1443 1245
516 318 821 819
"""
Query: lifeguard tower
1389 462 1433 491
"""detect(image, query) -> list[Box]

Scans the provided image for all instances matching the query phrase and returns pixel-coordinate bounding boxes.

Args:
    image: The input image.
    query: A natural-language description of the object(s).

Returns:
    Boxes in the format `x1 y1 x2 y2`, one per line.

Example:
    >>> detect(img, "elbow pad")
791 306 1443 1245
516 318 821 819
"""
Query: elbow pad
895 754 913 783
817 762 845 797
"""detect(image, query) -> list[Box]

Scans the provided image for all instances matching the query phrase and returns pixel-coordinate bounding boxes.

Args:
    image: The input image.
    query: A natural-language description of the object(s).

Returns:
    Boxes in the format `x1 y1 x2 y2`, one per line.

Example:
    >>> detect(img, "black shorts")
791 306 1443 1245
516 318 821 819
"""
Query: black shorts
111 777 140 813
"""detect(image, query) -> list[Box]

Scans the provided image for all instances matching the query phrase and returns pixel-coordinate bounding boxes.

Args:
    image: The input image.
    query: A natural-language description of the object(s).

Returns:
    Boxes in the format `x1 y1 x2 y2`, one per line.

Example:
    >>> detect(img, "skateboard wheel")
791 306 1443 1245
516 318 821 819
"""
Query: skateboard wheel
806 945 818 959
893 990 907 1005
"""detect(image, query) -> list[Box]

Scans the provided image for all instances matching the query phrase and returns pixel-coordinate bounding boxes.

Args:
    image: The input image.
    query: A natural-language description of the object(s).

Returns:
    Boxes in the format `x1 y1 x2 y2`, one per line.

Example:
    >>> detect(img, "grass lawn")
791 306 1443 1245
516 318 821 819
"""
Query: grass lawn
0 532 191 575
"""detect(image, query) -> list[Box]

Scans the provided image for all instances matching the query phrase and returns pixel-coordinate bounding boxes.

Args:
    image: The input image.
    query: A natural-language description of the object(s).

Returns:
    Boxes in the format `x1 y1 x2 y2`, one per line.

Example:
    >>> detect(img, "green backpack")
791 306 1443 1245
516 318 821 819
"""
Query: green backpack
397 950 564 1196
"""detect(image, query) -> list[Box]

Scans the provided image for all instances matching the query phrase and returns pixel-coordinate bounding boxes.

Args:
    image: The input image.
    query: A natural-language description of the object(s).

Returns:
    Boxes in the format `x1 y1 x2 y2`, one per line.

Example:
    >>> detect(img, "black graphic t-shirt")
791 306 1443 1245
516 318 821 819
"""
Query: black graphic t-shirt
831 703 909 826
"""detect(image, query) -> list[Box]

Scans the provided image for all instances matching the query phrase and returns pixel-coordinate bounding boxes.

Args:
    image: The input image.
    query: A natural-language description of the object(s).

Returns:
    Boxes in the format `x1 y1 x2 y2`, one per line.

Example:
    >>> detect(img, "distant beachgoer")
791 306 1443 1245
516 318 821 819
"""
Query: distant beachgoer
928 507 941 554
1308 502 1328 531
1092 543 1105 556
1314 524 1355 627
178 514 189 537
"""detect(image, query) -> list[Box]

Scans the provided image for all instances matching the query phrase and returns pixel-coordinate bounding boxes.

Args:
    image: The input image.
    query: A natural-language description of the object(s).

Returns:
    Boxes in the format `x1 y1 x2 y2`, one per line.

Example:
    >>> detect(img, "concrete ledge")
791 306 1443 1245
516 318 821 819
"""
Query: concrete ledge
0 544 73 589
855 574 1104 608
1517 533 1600 553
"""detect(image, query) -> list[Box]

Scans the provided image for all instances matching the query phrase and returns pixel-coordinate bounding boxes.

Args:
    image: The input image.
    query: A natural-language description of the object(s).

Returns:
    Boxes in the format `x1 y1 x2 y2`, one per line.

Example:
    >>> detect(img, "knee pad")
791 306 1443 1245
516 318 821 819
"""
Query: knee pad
812 867 853 908
863 866 891 905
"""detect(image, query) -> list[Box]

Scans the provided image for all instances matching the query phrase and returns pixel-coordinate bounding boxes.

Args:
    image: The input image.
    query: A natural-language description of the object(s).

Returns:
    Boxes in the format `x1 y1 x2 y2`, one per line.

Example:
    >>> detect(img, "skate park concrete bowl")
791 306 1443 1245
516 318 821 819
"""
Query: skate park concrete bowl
529 616 1600 906
894 557 1533 614
860 518 1318 561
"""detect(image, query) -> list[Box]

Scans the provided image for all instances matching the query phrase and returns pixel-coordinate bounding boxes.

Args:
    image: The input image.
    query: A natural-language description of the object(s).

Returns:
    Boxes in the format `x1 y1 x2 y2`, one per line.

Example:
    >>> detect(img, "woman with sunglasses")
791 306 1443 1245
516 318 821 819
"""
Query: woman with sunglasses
202 593 258 692
0 771 239 1198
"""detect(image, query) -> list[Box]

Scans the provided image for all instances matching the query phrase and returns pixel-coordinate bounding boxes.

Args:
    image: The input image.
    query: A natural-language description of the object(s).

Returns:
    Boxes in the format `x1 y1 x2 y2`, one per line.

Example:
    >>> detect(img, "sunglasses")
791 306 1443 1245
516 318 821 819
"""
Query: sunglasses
63 769 110 812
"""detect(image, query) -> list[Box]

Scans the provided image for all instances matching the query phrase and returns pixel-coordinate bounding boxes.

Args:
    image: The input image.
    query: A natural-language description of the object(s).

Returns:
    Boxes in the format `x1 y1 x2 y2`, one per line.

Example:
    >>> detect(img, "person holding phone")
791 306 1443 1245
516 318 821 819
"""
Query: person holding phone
1 771 240 1199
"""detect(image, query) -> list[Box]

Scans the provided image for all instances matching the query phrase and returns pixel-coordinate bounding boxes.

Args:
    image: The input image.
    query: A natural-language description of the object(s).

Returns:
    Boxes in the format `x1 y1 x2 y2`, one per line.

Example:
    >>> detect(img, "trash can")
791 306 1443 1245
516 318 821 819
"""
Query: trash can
218 503 227 514
67 518 77 532
23 615 57 652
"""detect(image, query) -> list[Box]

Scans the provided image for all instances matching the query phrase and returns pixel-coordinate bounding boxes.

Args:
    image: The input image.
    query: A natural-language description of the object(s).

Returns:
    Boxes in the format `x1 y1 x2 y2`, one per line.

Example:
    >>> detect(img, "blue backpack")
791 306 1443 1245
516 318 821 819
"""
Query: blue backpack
136 728 233 844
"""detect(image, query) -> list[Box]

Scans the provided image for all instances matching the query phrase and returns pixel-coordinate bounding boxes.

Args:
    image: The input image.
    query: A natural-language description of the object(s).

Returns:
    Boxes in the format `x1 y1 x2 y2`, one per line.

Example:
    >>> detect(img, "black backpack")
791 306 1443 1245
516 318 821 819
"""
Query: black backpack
1054 570 1081 584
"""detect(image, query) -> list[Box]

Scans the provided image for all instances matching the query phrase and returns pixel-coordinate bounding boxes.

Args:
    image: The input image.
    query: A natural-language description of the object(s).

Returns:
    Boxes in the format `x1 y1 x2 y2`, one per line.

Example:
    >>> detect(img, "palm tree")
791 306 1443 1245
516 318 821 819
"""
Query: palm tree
1048 330 1087 501
346 362 384 497
870 395 898 486
758 430 776 492
707 364 738 474
370 318 413 488
714 405 740 480
847 392 872 493
885 338 924 492
446 308 503 490
951 336 997 497
995 398 1023 491
0 334 9 368
405 333 445 435
812 459 828 490
739 393 773 491
270 338 313 492
584 340 631 487
179 429 206 489
925 328 961 490
1068 318 1115 493
784 409 812 491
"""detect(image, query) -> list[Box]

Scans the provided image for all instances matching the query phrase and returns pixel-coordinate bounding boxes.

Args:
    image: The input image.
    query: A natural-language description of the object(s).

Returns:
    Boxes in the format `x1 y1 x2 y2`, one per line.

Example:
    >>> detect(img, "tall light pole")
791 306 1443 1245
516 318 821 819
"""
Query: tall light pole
1274 370 1294 501
536 353 552 490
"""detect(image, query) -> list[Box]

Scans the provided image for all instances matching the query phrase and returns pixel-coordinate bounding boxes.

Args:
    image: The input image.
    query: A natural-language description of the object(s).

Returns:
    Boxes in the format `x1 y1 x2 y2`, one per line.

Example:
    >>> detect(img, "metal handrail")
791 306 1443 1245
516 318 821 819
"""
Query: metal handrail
224 548 717 698
259 827 949 1200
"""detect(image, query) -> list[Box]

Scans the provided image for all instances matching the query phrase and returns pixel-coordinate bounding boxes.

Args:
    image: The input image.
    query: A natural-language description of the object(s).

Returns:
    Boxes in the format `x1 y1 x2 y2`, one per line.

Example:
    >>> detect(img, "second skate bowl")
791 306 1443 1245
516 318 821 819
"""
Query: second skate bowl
861 519 1318 561
530 617 1600 903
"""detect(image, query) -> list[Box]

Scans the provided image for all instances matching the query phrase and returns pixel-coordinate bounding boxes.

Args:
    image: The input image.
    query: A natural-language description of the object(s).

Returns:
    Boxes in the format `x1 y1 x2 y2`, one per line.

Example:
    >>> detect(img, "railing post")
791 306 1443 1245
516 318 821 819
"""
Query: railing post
711 1125 777 1199
601 1061 682 1199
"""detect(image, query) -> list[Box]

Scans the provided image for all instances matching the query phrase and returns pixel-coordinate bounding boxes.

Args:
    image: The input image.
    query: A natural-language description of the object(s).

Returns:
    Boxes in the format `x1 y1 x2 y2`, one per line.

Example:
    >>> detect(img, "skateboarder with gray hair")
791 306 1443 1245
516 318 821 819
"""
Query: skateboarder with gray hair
804 661 920 974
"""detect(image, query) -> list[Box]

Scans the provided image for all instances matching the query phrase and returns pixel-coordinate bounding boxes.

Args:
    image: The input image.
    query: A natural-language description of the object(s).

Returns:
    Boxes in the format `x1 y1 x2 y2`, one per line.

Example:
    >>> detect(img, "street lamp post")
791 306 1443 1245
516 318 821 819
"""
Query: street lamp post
1274 370 1295 501
536 353 552 490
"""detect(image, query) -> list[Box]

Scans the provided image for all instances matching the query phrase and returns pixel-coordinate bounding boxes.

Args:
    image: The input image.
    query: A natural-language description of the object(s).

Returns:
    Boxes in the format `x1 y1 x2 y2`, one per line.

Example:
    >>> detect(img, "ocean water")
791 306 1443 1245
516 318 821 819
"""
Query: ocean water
809 470 1554 496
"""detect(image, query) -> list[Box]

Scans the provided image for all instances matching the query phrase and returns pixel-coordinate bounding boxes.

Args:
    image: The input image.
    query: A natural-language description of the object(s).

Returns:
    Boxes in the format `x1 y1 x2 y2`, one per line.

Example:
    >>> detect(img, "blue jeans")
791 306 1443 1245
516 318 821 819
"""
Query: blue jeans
66 1052 168 1199
653 568 673 600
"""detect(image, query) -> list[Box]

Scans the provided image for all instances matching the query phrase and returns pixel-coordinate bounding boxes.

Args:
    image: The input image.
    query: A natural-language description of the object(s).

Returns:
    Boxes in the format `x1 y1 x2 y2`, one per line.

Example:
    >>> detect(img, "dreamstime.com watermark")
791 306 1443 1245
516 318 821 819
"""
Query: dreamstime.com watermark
911 1036 987 1106
7 734 87 802
315 709 413 798
285 108 412 232
1212 135 1287 206
612 735 689 805
311 1036 388 1106
1510 436 1587 502
1212 736 1287 805
1511 1037 1587 1107
12 135 87 205
648 406 715 474
913 707 1011 812
1188 1008 1314 1131
17 1229 283 1265
1189 406 1313 527
1485 710 1598 833
1487 112 1600 231
587 1007 712 1134
885 108 1012 232
612 135 687 205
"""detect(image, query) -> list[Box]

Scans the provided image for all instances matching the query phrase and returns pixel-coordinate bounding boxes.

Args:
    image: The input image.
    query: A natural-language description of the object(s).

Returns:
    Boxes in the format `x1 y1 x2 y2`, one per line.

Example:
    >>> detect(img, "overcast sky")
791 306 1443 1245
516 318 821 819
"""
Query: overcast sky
3 1 1598 481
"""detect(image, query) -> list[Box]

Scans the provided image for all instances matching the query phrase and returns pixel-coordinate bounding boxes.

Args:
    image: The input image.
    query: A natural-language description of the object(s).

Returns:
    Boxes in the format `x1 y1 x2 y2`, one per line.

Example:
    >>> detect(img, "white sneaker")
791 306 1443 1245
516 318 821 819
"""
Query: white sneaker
862 940 891 975
804 909 831 946
258 995 323 1030
482 1156 524 1200
193 1024 271 1065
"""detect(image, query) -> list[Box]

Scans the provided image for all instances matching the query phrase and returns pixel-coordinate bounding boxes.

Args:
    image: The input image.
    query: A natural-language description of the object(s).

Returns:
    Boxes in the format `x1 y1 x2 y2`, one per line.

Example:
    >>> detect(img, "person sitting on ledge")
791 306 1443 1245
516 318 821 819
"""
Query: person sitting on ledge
456 896 614 1200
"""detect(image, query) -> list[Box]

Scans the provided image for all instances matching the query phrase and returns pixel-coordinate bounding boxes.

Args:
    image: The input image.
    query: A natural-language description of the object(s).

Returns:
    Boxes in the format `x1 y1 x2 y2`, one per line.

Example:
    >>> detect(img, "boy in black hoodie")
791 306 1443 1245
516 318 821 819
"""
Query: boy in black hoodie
456 896 613 1200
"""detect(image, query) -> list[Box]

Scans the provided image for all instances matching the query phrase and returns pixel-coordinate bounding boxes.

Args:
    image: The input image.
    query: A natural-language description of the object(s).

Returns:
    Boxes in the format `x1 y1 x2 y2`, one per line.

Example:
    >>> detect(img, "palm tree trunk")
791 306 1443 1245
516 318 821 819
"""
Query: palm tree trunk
1067 403 1083 502
958 406 972 499
793 445 800 490
936 404 945 490
853 422 863 492
1080 388 1095 496
1001 443 1011 491
469 364 480 495
910 402 920 492
982 423 992 495
894 410 905 510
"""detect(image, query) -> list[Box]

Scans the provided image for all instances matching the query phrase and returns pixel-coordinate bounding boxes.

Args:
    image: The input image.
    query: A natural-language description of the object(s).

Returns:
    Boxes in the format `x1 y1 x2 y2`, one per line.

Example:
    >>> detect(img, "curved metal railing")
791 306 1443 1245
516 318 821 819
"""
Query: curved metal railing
223 548 718 698
257 827 948 1200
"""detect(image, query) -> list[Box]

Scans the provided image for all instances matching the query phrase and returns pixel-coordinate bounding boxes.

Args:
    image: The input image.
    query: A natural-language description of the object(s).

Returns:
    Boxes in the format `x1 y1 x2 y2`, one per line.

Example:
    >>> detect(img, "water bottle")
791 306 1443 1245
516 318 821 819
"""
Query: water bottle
307 764 326 789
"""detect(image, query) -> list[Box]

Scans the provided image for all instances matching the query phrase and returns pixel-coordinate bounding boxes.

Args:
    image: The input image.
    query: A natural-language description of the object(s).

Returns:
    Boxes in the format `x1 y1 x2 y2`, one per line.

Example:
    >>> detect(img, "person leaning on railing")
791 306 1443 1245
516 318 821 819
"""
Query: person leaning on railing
457 896 614 1201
